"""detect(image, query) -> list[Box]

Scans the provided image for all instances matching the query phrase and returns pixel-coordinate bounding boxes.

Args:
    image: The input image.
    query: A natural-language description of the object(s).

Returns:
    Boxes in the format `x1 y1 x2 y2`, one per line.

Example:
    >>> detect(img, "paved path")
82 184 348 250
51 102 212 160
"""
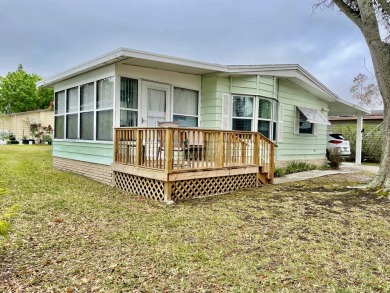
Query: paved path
274 163 379 184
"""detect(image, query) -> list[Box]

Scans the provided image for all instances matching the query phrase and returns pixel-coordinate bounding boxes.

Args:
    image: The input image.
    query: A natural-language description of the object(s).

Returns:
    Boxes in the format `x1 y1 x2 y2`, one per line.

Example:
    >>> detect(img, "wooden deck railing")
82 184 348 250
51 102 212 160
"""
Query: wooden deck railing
114 127 275 179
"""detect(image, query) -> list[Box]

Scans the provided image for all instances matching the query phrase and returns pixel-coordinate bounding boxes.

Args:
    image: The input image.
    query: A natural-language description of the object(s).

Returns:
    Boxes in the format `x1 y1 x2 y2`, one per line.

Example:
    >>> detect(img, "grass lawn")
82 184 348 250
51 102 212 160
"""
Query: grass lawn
1 145 390 292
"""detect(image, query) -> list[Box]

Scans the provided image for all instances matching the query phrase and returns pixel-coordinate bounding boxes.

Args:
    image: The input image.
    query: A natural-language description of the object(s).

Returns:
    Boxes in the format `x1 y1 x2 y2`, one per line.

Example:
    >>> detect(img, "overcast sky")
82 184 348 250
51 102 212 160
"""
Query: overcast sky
0 0 374 105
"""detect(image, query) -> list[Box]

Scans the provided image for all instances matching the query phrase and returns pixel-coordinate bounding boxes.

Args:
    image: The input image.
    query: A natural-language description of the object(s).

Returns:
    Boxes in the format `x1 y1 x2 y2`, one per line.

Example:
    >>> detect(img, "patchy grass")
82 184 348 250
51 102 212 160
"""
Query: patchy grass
1 145 390 292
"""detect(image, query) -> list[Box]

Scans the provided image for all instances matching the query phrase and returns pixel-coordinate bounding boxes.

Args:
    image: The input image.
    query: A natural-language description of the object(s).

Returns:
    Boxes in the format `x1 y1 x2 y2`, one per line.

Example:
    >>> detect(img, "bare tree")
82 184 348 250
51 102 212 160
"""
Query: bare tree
350 73 382 108
316 0 390 190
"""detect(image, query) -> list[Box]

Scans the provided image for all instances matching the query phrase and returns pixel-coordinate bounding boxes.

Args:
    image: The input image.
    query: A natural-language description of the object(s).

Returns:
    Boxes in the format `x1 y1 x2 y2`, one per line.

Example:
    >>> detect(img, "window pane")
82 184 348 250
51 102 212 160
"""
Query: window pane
299 121 313 134
97 110 113 141
148 89 166 112
120 110 137 127
120 77 138 109
66 114 78 139
55 91 65 114
258 99 271 119
232 119 252 131
233 96 253 117
273 122 277 141
97 77 114 109
54 116 64 139
173 88 198 116
80 112 94 140
173 115 198 127
81 82 94 111
298 109 314 134
258 120 270 138
66 87 78 113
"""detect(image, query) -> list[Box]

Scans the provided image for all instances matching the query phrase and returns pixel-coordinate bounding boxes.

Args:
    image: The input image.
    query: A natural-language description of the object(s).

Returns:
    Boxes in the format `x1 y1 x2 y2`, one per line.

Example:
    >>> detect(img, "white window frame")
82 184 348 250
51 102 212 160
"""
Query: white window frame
119 77 139 127
53 76 115 142
230 94 277 140
172 87 199 127
294 107 317 136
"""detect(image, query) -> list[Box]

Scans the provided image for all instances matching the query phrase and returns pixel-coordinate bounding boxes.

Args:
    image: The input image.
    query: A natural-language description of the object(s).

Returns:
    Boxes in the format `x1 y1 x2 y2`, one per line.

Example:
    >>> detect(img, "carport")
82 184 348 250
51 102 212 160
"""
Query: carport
328 100 370 165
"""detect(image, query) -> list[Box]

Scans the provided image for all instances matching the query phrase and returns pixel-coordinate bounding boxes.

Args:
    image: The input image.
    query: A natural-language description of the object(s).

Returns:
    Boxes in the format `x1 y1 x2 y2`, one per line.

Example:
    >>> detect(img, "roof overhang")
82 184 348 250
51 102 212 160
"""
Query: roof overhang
37 48 370 117
226 64 370 116
37 48 228 87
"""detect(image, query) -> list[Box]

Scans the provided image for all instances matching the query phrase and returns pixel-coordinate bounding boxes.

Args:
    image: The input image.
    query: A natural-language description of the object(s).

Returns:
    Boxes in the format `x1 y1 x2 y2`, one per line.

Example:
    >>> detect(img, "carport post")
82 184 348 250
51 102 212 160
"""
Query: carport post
355 114 363 165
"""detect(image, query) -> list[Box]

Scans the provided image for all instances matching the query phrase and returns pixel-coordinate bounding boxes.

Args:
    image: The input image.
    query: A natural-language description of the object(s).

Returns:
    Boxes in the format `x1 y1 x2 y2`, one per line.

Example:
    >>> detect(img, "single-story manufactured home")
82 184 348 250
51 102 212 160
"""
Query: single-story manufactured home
37 48 369 201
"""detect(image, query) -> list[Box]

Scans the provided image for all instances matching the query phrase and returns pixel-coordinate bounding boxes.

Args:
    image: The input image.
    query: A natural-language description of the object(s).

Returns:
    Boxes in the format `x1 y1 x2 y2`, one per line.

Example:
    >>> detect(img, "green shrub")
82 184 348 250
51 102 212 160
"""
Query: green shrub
274 161 317 177
327 147 344 169
274 168 286 178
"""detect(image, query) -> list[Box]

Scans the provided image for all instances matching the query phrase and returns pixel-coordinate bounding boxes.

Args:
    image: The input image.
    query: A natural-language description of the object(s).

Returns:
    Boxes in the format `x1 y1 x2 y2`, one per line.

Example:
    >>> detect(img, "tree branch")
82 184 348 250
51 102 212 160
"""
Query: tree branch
376 0 390 16
332 0 363 28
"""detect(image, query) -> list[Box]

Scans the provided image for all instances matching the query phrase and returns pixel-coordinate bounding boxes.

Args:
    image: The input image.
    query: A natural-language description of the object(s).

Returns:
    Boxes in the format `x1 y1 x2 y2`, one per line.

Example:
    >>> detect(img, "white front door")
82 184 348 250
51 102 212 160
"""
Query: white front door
141 81 171 126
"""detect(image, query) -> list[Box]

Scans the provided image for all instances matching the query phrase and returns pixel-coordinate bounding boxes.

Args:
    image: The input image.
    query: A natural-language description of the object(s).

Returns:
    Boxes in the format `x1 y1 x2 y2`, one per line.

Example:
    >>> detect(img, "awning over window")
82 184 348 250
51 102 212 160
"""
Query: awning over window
297 106 331 125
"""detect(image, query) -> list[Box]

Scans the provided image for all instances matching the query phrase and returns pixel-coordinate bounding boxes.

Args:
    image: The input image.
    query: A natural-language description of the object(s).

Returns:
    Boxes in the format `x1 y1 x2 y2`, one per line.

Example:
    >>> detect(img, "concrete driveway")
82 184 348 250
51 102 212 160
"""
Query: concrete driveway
274 162 379 184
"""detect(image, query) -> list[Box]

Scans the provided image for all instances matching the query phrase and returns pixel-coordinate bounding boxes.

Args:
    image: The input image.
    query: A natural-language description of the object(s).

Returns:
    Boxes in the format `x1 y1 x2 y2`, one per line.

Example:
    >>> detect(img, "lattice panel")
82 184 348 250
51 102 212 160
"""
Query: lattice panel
114 172 165 201
171 174 257 201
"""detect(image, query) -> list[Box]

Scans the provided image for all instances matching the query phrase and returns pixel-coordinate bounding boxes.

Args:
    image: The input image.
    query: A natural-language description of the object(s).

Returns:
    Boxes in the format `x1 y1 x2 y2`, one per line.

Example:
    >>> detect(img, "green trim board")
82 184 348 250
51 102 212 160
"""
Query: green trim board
53 141 113 165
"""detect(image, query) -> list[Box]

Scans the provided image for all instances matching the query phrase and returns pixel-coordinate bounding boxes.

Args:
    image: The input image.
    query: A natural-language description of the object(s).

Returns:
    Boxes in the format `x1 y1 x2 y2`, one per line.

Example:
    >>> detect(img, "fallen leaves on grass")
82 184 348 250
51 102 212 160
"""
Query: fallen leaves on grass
1 145 390 292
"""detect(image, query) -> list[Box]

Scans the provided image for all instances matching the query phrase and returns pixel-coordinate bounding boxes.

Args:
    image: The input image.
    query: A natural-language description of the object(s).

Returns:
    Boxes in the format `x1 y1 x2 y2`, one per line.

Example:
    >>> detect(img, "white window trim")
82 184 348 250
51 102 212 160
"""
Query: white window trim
54 76 115 143
230 94 277 140
294 106 317 136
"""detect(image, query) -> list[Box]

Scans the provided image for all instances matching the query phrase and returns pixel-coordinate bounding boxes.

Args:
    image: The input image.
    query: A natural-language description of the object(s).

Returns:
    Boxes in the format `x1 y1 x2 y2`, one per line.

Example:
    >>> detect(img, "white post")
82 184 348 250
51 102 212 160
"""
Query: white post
355 114 363 165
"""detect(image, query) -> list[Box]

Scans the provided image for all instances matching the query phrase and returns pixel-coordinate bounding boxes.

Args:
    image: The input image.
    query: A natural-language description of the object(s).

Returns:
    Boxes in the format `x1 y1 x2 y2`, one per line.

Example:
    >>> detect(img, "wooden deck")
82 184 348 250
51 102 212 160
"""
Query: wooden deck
112 127 275 201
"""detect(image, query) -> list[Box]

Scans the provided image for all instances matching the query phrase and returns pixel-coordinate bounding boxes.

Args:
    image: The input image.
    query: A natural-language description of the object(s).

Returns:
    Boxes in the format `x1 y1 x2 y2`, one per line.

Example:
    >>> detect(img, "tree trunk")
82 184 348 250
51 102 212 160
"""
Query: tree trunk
361 24 390 189
335 0 390 189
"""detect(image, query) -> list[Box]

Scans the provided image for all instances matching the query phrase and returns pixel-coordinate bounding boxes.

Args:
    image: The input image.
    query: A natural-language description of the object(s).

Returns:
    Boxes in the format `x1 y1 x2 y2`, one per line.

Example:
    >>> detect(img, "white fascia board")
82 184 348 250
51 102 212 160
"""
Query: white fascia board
227 64 370 115
228 64 339 100
37 48 228 88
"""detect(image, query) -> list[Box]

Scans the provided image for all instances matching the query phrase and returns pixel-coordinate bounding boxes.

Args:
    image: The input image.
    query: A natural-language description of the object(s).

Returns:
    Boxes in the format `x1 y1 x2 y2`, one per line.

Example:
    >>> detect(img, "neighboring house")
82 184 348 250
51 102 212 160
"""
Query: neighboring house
328 110 383 130
37 48 368 201
0 109 54 139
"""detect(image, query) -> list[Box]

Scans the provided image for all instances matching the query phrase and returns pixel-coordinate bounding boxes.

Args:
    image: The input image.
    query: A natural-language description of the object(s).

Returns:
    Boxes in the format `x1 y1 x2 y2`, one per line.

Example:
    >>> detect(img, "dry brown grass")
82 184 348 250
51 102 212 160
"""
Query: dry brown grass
1 145 390 292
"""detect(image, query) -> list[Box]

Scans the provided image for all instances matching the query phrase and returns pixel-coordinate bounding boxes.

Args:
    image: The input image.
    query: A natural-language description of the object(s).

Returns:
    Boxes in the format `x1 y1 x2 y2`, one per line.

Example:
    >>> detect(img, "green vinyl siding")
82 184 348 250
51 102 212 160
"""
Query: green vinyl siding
53 141 113 165
276 79 328 161
200 74 277 129
201 76 229 128
231 76 275 97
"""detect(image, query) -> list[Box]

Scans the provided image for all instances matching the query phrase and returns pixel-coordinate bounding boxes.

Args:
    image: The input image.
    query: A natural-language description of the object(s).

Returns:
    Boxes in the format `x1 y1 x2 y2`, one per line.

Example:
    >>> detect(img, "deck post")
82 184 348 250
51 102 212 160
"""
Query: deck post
114 128 118 163
164 129 173 173
164 181 173 202
269 143 275 183
254 134 260 166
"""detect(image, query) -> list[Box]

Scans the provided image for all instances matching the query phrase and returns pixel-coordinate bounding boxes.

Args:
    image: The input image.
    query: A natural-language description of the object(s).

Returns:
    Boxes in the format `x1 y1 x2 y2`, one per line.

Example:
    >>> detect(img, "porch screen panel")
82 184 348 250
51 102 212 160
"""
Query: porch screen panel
55 91 65 114
97 77 114 109
80 112 94 140
120 110 137 127
54 91 65 139
120 77 138 126
97 110 113 141
66 87 78 113
80 82 94 111
173 88 198 127
66 114 78 139
54 116 64 139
